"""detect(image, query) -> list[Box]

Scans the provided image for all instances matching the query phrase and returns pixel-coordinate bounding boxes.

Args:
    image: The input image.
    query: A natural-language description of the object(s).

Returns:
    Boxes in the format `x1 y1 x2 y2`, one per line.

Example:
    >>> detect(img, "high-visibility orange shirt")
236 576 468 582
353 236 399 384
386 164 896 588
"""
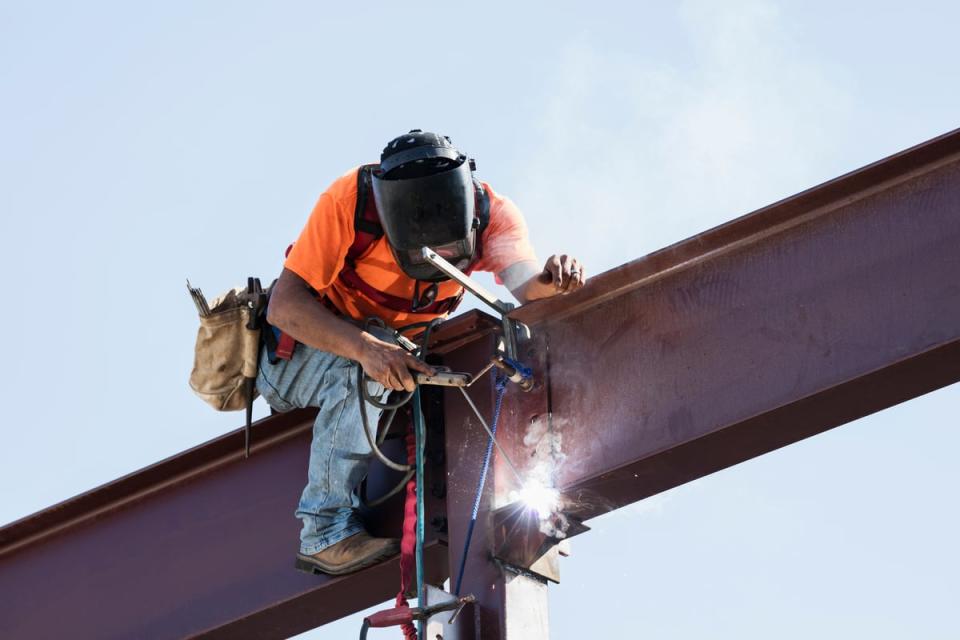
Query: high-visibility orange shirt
284 166 539 329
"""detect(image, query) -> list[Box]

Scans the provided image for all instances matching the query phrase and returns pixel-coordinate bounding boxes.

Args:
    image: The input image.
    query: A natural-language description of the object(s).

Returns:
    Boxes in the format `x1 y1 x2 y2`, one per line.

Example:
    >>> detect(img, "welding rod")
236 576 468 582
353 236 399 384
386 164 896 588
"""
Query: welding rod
457 387 524 485
186 280 211 317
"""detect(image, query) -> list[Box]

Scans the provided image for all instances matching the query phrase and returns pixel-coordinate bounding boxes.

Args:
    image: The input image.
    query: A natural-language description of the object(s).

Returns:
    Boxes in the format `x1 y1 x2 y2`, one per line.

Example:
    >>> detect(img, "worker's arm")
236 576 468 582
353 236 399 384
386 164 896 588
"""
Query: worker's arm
266 268 434 391
502 254 587 304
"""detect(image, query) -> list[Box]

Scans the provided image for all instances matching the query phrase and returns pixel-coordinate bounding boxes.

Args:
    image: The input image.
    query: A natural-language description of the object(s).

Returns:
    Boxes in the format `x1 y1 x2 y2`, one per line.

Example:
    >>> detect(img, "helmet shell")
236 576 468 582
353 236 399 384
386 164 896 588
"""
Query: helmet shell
372 131 478 281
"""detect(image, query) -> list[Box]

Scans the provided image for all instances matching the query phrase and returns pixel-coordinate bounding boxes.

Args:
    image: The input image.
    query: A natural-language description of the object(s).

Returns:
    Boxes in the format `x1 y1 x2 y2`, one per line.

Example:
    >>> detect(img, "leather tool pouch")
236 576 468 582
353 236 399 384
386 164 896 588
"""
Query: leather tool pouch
188 279 268 411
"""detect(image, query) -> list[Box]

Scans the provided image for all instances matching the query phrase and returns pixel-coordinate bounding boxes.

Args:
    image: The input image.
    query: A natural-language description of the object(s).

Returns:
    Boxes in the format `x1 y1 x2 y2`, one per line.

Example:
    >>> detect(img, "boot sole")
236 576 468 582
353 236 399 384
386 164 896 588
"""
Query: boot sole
294 547 397 577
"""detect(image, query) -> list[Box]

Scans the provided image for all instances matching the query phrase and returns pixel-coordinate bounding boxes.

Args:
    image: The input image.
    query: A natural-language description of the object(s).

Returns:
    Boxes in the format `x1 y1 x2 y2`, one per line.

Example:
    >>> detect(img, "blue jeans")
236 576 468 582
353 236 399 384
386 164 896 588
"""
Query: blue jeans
256 343 385 555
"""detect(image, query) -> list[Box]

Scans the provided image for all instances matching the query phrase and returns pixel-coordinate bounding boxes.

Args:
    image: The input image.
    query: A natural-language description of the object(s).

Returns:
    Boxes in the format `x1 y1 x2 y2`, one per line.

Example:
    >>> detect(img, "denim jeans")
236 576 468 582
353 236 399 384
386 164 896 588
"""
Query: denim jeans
256 342 385 554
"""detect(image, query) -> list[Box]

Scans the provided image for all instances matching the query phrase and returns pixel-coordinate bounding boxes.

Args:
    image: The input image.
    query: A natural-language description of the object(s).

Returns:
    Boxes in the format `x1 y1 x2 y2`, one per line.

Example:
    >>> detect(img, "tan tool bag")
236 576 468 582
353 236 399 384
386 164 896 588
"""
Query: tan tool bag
188 279 267 412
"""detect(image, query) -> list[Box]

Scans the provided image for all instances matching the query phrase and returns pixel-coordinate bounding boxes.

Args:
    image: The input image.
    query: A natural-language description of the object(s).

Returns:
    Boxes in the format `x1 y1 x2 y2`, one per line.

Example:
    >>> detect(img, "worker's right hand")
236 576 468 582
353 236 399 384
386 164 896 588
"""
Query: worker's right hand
357 333 436 392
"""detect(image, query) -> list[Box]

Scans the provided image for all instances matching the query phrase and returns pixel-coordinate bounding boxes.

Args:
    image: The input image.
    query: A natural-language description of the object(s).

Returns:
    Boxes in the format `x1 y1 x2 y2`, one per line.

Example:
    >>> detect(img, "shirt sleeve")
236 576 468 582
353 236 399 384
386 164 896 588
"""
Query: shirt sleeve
473 183 540 278
283 171 357 294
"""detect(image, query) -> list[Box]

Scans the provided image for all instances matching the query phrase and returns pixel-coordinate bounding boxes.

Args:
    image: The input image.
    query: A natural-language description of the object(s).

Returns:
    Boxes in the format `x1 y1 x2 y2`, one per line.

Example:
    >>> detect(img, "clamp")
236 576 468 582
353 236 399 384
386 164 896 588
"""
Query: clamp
420 247 531 389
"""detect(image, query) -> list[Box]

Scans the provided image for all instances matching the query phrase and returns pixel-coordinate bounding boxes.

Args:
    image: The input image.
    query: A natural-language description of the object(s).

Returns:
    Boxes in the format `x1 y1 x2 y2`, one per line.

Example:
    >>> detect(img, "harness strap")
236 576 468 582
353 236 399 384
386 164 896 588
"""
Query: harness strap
347 165 384 262
275 330 296 361
339 266 465 315
339 165 469 315
274 167 491 358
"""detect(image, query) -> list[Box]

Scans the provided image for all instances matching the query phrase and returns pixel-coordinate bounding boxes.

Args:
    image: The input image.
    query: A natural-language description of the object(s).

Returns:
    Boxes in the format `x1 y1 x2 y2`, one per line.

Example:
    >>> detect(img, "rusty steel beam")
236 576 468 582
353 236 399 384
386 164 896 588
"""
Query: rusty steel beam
0 314 496 640
506 127 960 520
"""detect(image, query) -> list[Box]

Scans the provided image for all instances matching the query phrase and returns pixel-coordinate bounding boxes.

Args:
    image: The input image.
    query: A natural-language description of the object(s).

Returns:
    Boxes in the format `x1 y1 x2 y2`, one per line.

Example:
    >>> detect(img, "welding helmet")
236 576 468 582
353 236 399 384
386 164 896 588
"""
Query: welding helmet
372 130 479 282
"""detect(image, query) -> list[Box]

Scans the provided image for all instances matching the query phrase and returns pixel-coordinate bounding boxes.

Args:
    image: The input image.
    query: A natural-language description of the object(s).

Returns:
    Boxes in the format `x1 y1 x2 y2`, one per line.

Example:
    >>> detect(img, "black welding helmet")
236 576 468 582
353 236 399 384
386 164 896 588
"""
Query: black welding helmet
372 130 479 282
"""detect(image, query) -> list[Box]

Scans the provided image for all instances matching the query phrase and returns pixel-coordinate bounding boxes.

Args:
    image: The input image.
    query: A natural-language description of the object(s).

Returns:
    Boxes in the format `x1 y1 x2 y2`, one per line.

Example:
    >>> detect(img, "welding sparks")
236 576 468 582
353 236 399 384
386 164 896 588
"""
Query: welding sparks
513 477 560 517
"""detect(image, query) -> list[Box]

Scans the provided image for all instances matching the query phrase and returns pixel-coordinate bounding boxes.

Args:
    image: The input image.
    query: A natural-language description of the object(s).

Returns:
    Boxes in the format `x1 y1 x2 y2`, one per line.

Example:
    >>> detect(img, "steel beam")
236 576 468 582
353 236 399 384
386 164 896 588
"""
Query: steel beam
0 408 443 640
0 314 496 640
507 127 960 518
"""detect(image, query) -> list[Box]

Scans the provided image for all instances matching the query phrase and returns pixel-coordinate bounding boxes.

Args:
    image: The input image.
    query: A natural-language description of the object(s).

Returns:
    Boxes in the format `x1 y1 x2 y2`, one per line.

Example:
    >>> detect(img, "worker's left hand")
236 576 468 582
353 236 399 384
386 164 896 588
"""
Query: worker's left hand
540 254 586 294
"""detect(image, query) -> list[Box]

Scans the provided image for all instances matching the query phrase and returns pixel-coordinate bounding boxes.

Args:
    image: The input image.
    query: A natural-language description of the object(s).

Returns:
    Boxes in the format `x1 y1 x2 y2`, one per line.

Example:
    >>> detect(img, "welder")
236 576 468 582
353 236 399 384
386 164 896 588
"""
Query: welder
259 130 586 575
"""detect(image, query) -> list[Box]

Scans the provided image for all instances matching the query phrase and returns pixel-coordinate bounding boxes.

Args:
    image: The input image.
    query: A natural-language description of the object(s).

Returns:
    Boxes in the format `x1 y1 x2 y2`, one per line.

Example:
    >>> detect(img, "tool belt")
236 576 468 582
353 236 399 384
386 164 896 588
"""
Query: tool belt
188 278 269 412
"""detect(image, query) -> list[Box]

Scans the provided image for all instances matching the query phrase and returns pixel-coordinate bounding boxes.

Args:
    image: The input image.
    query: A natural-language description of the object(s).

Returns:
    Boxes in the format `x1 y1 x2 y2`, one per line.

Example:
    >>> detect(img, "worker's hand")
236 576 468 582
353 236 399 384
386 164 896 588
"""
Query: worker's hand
539 254 586 295
357 333 436 392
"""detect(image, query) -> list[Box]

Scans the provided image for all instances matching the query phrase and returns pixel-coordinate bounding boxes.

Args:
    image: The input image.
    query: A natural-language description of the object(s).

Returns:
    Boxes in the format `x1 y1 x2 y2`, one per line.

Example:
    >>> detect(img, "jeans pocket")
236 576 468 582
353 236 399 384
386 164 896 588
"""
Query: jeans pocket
256 361 296 413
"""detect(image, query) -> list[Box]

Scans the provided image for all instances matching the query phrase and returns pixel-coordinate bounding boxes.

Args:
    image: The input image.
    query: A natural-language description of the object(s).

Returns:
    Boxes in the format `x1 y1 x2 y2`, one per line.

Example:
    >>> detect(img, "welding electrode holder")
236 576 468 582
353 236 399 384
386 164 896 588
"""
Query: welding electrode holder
418 246 534 387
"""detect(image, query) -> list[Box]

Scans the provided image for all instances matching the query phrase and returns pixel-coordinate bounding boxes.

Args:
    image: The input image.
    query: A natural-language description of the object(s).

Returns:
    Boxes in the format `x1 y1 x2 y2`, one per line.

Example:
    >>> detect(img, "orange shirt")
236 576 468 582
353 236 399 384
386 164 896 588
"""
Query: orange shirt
285 166 539 328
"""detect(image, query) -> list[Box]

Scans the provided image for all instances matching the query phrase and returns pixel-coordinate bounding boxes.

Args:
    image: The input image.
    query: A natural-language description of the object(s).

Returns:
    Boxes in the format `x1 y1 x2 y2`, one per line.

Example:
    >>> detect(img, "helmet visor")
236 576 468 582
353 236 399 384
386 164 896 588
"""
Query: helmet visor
372 159 477 281
371 161 475 250
398 233 477 282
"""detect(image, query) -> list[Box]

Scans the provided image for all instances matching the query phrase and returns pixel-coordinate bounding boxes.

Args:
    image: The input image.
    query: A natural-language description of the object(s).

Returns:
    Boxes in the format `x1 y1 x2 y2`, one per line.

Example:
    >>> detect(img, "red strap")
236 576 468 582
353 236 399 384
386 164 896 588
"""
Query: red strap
285 166 471 324
347 170 383 262
340 167 466 316
338 266 463 315
358 407 419 638
276 331 296 360
395 422 418 640
366 606 415 628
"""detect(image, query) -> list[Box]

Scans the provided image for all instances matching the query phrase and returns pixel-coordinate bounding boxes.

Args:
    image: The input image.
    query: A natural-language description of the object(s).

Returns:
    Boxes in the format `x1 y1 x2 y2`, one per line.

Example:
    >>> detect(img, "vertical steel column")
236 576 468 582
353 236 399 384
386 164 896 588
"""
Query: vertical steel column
441 334 553 640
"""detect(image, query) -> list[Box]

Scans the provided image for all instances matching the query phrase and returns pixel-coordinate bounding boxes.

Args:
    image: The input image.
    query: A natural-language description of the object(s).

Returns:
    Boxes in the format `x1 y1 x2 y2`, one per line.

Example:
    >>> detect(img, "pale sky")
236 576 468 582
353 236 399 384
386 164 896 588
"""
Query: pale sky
2 1 959 638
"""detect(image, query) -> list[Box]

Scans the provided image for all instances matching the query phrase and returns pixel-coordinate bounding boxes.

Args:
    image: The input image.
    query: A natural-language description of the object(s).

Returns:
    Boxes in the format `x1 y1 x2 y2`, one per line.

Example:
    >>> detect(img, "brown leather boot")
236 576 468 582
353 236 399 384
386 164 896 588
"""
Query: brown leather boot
294 532 400 576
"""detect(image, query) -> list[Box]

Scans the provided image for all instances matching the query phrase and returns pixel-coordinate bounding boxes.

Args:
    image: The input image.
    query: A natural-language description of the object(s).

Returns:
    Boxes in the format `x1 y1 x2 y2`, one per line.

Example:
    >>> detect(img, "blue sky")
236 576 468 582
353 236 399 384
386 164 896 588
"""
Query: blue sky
2 1 958 637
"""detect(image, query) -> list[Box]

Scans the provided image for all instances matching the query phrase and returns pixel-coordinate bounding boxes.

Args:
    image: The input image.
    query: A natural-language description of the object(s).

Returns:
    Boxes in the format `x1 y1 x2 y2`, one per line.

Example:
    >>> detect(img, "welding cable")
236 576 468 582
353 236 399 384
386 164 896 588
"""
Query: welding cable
358 317 414 411
362 468 415 509
360 407 415 508
357 317 443 483
412 386 427 640
359 318 439 411
358 373 411 473
453 373 509 595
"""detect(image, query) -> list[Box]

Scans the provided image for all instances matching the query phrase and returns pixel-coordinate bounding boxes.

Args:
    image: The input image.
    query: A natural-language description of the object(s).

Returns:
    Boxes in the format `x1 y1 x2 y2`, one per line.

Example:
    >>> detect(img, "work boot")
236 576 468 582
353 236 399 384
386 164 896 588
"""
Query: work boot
294 532 400 576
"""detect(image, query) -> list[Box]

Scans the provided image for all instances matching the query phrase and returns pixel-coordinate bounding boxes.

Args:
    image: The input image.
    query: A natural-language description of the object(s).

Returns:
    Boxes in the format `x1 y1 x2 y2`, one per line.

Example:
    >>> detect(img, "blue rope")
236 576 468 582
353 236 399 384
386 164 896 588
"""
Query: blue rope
500 355 533 383
453 373 509 596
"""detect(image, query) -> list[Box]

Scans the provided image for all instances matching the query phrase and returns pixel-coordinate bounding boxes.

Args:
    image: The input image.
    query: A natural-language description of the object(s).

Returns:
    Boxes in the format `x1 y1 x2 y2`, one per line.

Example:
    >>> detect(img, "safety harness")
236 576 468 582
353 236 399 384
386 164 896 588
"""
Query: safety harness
269 165 491 362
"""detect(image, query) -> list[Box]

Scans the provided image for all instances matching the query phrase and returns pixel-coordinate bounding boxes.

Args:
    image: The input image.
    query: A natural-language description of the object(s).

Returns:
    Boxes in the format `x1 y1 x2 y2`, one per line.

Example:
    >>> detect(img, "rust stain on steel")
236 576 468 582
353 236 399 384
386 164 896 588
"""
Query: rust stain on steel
0 312 491 640
505 128 960 518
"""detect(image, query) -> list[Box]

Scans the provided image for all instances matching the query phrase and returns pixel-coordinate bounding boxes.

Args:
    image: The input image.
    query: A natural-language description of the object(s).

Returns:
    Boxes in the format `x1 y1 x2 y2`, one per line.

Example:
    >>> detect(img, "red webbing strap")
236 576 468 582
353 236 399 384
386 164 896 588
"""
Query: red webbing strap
338 266 463 315
338 166 466 317
395 422 418 640
276 331 296 360
347 168 383 262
